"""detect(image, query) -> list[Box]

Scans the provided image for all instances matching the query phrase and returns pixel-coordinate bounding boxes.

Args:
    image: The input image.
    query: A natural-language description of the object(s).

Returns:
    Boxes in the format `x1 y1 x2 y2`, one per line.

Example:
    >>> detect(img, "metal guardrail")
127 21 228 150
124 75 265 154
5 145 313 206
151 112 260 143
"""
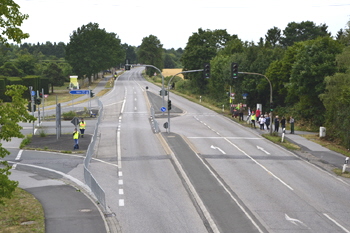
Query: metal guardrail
83 97 106 210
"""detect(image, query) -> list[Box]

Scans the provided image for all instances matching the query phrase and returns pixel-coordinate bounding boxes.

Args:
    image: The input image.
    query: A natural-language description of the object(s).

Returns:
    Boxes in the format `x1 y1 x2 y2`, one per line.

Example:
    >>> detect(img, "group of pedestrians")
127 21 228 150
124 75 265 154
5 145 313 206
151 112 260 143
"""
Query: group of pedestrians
73 118 86 150
274 115 294 134
247 107 295 133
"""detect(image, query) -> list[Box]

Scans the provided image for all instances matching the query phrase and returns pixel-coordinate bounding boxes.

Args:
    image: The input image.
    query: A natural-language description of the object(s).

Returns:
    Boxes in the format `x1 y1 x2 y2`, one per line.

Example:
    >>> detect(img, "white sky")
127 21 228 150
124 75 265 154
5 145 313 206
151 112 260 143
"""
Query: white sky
15 0 350 49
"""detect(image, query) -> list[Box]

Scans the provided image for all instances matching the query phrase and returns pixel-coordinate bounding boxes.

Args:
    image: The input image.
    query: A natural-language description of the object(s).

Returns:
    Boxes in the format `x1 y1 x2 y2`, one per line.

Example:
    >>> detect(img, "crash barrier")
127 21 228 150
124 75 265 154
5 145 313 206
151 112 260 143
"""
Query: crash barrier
83 98 106 210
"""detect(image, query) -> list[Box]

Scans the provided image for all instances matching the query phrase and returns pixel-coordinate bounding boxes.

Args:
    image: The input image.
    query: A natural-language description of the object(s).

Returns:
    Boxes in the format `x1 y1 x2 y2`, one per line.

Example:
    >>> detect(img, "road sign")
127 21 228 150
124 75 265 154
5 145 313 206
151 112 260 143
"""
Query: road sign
69 90 90 95
31 91 35 96
161 107 166 112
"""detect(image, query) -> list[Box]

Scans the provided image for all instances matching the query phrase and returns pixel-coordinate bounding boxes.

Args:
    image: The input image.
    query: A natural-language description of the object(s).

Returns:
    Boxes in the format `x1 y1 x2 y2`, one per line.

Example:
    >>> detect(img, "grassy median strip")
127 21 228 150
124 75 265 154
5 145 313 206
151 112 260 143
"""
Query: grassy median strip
0 188 45 233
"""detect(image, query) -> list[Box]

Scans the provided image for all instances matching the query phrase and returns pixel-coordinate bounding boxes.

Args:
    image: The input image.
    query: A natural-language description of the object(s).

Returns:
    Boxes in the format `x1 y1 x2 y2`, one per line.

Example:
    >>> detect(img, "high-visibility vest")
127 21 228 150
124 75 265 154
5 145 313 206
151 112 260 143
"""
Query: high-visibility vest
73 131 80 139
251 114 256 121
79 121 86 129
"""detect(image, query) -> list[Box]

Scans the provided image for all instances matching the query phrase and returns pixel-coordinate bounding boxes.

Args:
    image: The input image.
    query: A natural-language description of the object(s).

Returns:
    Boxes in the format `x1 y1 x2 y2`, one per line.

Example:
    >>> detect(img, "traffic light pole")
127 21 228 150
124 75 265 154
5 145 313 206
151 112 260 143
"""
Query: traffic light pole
144 65 166 112
167 69 203 133
239 72 273 135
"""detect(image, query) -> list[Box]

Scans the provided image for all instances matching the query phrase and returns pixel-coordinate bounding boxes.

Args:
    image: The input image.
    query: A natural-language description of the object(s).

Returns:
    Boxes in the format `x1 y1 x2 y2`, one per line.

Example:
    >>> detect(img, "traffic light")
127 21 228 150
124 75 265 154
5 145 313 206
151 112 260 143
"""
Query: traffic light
27 102 36 112
35 97 42 105
231 63 238 78
168 100 172 110
203 63 210 79
90 90 95 97
125 65 131 70
39 92 43 98
270 102 274 112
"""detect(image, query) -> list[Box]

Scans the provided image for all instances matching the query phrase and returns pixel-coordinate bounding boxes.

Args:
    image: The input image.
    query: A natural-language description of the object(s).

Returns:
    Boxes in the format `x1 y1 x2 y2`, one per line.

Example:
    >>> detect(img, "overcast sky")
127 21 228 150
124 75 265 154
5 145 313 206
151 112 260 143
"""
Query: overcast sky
16 0 350 49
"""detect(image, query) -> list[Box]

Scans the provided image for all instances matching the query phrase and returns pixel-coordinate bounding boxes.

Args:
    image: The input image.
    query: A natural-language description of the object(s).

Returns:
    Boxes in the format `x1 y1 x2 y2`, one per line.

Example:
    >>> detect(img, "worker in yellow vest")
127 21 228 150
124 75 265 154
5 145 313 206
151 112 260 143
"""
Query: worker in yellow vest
73 128 80 150
79 118 86 138
250 111 256 129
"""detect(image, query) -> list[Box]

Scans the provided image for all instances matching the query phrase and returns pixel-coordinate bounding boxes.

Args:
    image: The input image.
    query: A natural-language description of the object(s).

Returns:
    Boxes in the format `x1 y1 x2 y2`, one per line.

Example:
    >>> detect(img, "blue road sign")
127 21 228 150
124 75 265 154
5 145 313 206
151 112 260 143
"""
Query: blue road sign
31 91 36 96
69 90 90 95
161 107 166 112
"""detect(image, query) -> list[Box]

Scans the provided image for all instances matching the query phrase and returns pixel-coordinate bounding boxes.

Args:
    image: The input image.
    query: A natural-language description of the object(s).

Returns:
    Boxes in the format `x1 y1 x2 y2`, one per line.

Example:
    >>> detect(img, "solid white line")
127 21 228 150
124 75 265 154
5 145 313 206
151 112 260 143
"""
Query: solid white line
15 150 23 161
188 137 262 140
193 150 265 233
323 213 350 233
225 137 294 191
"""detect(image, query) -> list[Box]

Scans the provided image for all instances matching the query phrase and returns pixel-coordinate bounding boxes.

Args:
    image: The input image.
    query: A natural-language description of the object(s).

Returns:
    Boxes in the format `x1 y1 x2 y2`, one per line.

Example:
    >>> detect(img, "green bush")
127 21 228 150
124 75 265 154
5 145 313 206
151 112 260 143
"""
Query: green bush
62 111 76 120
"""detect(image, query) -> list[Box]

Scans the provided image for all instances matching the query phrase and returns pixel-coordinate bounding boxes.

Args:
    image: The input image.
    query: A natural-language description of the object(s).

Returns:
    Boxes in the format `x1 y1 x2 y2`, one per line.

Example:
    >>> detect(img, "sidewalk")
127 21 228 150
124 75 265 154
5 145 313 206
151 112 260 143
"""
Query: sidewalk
246 121 349 173
3 77 113 233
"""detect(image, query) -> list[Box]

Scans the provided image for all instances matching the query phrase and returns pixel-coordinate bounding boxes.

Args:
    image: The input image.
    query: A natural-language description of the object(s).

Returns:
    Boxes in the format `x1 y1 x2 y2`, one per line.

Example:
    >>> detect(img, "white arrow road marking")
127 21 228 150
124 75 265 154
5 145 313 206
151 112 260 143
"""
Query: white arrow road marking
210 145 226 154
285 214 307 227
257 146 271 155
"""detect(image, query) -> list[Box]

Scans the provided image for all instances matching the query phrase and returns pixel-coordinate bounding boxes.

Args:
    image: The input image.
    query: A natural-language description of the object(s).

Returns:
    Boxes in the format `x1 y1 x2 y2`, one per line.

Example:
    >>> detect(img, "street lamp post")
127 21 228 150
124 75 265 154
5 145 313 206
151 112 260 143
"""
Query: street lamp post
239 72 273 135
144 65 166 109
167 69 203 133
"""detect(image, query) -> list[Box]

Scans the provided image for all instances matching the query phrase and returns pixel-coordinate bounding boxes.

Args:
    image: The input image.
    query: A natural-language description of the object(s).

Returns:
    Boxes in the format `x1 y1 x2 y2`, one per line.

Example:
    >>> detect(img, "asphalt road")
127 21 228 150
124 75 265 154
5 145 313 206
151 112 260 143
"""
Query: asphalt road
3 67 350 233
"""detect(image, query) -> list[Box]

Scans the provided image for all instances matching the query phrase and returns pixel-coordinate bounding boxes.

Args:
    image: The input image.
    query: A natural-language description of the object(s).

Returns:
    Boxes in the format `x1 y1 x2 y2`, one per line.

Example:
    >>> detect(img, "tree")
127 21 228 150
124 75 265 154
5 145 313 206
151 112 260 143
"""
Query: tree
320 46 350 148
0 0 29 46
123 44 137 65
286 37 343 125
281 21 330 47
265 26 281 47
42 62 65 93
0 61 22 76
66 22 125 84
137 35 163 76
15 49 36 76
0 85 36 205
181 28 236 94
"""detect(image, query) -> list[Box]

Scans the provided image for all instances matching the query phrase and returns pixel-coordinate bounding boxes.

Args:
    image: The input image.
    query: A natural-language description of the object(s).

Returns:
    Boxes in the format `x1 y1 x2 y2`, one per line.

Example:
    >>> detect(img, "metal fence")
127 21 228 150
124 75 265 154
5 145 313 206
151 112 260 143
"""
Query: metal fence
83 98 106 210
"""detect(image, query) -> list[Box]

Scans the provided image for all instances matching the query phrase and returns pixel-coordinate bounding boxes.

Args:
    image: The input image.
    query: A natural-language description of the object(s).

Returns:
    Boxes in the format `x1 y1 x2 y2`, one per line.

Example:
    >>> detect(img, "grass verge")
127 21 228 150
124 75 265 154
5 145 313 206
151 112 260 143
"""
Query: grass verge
0 188 45 233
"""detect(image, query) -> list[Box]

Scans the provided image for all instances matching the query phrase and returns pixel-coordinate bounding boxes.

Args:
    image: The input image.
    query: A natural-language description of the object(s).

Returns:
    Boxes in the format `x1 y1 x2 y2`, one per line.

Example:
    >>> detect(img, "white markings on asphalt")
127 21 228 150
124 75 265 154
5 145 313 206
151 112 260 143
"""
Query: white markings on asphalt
118 179 123 185
210 145 226 154
323 213 350 233
119 189 124 195
11 150 24 170
119 199 125 206
285 214 307 227
194 116 294 191
257 146 271 155
15 150 23 161
118 171 123 177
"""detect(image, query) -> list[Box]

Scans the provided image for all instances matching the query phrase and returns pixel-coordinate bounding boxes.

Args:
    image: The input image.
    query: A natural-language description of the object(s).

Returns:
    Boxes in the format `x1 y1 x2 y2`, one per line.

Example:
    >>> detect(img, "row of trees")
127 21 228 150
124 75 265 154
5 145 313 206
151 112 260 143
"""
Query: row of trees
177 20 350 149
2 0 350 203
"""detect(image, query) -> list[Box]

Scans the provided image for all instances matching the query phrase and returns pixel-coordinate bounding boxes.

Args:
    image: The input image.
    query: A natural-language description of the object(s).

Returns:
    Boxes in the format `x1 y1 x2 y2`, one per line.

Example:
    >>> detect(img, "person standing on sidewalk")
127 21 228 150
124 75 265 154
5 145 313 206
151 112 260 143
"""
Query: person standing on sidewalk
79 118 86 138
274 115 280 132
251 111 256 129
265 113 271 130
281 116 286 132
73 128 80 150
289 116 295 134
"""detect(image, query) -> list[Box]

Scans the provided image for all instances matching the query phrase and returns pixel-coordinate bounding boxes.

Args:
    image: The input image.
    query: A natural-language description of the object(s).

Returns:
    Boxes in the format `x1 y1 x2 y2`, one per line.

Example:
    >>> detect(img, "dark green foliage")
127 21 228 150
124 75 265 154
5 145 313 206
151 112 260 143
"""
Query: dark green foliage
66 22 125 84
280 21 330 47
137 35 164 76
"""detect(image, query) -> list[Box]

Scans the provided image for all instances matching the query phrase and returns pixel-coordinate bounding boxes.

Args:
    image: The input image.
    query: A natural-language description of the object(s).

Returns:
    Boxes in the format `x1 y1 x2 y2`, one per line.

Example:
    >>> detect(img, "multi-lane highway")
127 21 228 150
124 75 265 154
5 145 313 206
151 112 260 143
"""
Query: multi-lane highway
4 66 350 232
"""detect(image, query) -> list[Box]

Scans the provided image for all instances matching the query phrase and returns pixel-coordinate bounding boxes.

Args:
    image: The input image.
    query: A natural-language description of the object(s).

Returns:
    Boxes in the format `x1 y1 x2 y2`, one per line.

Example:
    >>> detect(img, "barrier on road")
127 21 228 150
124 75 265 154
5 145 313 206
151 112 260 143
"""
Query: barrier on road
83 97 106 210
